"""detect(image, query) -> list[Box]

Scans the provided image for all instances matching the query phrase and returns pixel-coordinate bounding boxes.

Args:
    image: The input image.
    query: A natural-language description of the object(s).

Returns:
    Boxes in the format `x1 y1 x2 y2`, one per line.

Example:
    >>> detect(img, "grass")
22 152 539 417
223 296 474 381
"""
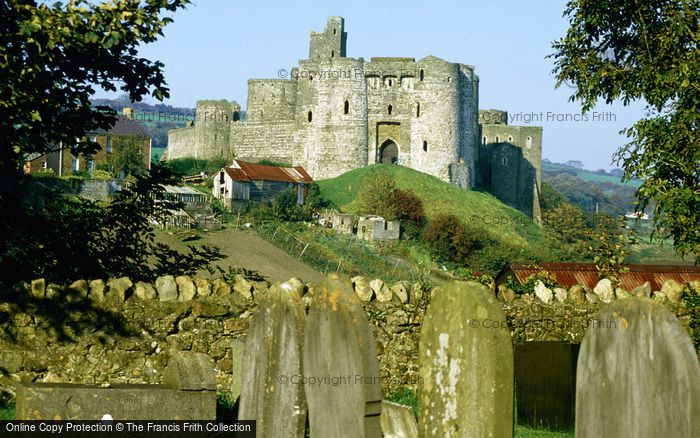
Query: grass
0 404 14 420
317 163 546 252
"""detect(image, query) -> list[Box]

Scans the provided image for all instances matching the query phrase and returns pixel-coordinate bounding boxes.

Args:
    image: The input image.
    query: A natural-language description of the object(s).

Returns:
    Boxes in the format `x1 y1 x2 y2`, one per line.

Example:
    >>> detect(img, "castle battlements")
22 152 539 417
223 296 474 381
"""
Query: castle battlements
166 17 542 221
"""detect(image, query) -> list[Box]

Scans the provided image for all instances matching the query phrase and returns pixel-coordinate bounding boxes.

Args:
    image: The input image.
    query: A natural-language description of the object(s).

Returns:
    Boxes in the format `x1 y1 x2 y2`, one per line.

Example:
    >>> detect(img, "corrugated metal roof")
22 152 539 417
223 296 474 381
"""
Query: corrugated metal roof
162 185 205 195
221 160 313 184
499 262 700 290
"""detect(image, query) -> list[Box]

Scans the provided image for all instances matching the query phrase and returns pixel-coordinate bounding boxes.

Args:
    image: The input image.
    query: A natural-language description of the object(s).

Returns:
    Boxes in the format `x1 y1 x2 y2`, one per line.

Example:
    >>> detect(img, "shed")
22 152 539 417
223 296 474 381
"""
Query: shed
213 160 313 210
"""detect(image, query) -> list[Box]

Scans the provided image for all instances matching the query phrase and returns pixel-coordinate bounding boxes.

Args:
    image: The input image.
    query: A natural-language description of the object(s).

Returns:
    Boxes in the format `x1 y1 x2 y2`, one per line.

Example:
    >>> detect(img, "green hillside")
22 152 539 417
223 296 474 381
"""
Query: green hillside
543 162 642 188
317 164 546 253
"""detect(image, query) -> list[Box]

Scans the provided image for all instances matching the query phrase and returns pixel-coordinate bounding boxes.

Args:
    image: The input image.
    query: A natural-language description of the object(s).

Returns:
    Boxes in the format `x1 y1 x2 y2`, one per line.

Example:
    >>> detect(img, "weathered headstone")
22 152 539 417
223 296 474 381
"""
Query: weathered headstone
163 351 216 391
239 280 307 438
229 339 246 401
304 275 383 438
418 281 513 437
576 298 700 437
381 400 418 438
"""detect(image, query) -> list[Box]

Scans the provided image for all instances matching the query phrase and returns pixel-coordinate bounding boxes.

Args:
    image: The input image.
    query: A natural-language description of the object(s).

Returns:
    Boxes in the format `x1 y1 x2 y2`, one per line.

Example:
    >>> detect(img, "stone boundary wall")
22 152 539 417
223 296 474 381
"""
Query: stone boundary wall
1 274 697 405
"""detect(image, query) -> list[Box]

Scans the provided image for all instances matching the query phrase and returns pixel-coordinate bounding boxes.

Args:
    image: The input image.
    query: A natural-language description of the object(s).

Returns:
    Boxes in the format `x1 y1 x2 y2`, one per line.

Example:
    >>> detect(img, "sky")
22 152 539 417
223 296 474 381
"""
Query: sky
107 0 648 170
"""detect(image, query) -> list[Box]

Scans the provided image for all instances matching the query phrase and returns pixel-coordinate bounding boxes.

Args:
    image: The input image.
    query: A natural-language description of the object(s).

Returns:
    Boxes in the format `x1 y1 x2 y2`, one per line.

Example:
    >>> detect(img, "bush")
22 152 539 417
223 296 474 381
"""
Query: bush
272 188 310 222
422 214 478 264
387 188 426 240
355 169 396 218
164 157 229 177
90 169 112 181
304 182 328 212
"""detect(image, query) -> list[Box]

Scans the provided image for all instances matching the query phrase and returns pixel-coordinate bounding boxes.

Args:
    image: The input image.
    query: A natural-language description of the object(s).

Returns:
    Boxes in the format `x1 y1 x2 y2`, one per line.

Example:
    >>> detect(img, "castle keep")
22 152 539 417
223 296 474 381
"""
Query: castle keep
166 17 542 220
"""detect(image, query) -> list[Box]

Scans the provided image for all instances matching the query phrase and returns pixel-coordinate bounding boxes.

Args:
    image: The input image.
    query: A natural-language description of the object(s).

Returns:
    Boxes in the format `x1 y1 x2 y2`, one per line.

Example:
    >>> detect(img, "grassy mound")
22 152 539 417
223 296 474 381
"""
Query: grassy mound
317 164 547 268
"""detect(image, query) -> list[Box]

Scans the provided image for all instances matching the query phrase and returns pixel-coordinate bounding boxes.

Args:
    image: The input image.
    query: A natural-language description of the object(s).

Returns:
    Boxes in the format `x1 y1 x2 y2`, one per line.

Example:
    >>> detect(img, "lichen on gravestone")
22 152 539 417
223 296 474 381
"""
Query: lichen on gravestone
238 280 307 438
576 298 700 437
303 275 383 438
418 281 513 437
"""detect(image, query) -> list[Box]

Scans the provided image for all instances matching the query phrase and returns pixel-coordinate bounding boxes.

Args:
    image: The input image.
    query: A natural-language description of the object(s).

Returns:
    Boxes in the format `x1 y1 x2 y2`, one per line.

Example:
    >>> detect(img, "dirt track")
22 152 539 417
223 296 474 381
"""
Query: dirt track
155 227 325 284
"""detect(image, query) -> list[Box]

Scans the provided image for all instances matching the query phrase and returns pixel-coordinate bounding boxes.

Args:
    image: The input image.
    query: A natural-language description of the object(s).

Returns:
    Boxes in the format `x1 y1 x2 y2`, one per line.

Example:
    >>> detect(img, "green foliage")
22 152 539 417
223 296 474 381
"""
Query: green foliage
386 387 418 419
272 188 310 222
108 134 148 177
506 268 559 296
551 0 700 262
681 286 700 355
387 188 426 240
257 159 292 167
0 165 223 284
354 168 397 218
90 169 112 181
0 0 189 172
318 164 545 254
589 214 636 286
164 157 229 177
542 202 595 262
304 182 329 212
0 404 14 420
422 214 479 264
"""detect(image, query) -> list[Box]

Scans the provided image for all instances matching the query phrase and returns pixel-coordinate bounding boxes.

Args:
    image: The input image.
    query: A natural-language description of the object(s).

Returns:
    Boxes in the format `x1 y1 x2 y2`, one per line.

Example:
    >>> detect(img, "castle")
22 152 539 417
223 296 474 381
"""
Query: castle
166 17 542 221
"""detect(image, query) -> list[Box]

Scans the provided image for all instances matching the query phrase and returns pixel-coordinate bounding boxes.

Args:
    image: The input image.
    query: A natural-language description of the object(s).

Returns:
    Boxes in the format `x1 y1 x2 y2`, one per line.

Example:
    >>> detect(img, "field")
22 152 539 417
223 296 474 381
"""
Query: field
542 162 642 189
154 227 325 284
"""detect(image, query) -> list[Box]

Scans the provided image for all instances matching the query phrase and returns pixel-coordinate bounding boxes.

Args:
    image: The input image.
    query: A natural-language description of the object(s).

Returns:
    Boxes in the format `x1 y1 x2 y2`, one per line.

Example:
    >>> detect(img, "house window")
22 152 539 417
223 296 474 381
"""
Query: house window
344 100 349 115
526 136 532 149
419 69 424 81
308 111 313 122
387 105 393 115
219 171 225 184
88 135 97 143
106 137 112 153
423 141 428 152
87 158 95 173
41 161 47 169
71 157 79 172
416 103 420 117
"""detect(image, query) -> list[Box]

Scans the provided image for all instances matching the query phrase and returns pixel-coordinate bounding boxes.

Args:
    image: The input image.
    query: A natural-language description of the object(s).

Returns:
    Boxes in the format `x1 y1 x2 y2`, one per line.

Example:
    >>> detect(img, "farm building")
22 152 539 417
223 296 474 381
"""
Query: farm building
357 215 400 242
213 160 313 211
495 262 700 291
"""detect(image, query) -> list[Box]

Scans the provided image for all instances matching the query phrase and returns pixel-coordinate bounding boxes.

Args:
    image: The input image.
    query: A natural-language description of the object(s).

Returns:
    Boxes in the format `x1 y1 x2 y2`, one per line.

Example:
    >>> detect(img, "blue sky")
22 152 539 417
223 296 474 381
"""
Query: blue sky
116 0 647 170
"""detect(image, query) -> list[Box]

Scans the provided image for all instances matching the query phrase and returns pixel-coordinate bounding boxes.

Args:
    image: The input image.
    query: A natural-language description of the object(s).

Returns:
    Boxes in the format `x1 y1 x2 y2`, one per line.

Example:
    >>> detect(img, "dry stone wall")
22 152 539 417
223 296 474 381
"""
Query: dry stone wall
1 274 698 406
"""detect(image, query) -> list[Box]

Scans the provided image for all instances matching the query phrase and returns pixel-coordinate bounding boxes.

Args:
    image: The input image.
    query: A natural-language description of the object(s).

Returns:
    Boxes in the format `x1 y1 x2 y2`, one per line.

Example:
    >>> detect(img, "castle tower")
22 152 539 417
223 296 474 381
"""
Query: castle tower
309 16 347 59
296 18 368 179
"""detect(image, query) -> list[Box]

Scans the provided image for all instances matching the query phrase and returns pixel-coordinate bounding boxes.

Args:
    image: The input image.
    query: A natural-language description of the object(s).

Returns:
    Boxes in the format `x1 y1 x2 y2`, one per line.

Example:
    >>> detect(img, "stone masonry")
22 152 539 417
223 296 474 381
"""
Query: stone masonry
166 17 543 220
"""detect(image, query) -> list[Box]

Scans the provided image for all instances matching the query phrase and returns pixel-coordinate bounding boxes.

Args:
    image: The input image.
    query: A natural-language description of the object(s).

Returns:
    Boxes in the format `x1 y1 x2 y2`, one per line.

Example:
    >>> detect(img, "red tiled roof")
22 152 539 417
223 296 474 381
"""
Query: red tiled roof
222 160 313 184
498 262 700 290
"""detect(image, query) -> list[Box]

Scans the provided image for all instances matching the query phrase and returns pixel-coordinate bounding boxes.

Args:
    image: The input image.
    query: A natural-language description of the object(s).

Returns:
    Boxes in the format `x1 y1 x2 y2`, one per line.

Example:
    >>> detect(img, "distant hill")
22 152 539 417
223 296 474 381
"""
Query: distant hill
317 164 547 262
91 96 195 155
542 161 641 216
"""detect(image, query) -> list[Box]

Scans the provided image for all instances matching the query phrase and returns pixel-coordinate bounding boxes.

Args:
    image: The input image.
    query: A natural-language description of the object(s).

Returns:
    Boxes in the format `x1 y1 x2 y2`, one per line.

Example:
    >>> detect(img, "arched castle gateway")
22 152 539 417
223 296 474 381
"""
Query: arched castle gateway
166 17 543 221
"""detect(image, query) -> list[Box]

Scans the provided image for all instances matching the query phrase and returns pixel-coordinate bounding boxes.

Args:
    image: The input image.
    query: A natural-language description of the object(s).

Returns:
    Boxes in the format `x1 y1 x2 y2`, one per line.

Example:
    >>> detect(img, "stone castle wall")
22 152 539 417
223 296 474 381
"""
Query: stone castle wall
165 17 541 218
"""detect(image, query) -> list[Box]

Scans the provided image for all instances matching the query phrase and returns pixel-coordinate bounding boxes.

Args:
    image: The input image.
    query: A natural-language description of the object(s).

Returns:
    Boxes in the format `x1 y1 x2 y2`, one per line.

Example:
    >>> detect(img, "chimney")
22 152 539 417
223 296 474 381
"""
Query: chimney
122 107 134 119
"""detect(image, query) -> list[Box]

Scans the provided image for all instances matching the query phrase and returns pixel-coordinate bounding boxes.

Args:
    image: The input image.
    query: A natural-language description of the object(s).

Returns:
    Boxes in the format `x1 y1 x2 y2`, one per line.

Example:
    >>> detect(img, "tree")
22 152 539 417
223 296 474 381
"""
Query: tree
386 188 426 240
589 214 636 286
108 134 148 177
354 169 396 219
551 0 700 262
0 0 188 173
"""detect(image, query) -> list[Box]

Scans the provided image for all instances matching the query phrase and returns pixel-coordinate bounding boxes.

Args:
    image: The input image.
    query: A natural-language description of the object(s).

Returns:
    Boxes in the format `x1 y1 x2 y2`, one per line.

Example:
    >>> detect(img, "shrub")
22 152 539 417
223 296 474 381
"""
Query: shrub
422 214 478 264
355 169 396 218
272 188 310 222
387 188 426 240
90 169 112 181
505 268 559 295
304 182 328 212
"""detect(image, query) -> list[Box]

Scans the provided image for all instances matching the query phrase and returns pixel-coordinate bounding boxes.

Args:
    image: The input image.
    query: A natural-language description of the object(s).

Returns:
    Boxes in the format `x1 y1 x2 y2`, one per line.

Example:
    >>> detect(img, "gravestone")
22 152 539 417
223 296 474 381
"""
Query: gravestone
303 275 383 438
381 400 418 438
576 298 700 437
514 342 579 430
418 281 513 437
238 280 307 438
